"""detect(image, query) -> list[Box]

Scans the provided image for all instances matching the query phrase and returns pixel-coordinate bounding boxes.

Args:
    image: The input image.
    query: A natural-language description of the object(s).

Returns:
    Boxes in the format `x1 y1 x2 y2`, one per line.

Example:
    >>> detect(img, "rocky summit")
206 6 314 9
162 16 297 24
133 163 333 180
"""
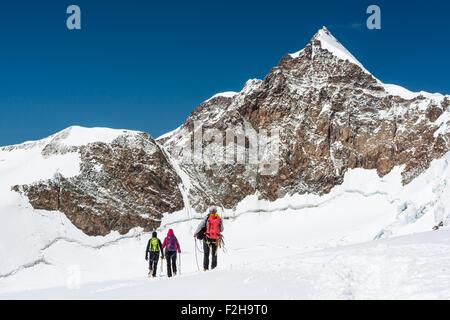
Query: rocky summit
161 27 450 212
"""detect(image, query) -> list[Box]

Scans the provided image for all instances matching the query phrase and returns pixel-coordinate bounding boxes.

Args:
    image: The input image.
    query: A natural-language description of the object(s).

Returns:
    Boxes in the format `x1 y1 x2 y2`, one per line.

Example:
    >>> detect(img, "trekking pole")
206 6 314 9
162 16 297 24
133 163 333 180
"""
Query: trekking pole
178 252 182 275
160 256 164 277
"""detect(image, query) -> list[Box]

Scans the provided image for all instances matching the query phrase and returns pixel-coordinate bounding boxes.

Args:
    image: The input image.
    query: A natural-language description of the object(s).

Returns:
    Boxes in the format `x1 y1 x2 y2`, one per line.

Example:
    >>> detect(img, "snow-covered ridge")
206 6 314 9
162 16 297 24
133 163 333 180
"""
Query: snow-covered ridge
50 126 141 147
0 127 126 191
205 91 238 103
0 126 144 152
156 126 181 142
382 83 447 101
289 26 369 73
287 27 448 101
314 26 367 71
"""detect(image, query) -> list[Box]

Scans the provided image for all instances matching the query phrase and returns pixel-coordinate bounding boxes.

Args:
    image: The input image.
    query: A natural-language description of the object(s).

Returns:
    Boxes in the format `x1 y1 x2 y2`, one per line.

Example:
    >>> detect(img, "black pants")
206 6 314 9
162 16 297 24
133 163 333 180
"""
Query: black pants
148 252 160 277
166 251 178 277
203 238 218 270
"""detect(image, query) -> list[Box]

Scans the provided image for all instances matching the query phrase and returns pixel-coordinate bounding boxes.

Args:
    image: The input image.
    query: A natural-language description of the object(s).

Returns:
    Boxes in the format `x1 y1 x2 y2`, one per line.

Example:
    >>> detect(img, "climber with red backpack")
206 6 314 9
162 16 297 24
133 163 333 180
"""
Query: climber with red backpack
194 207 224 271
162 229 181 277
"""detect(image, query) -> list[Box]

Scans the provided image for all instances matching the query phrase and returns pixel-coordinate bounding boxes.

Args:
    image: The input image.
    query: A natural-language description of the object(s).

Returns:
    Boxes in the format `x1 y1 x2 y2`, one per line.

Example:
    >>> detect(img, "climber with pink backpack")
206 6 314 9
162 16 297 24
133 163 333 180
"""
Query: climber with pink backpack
162 229 181 277
194 207 224 271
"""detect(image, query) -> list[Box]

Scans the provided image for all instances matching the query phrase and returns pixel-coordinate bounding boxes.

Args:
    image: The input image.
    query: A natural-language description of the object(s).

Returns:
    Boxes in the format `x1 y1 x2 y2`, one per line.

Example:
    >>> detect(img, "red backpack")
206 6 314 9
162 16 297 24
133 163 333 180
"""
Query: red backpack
206 215 221 240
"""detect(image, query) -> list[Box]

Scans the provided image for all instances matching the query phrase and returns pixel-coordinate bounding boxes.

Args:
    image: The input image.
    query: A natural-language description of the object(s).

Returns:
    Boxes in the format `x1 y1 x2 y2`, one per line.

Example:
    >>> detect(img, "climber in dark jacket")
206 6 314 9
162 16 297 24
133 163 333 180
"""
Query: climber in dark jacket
145 231 164 278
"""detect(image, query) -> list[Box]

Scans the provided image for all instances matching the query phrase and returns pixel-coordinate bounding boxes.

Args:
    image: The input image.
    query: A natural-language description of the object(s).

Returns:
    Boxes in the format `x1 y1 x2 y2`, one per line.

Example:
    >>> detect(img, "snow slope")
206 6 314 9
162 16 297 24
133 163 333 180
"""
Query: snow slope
2 228 450 300
1 150 450 298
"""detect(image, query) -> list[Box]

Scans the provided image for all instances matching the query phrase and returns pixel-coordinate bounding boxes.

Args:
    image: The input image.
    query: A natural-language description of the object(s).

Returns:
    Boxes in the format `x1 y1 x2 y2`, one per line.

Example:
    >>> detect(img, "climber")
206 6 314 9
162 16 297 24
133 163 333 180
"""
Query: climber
194 207 224 271
145 231 164 278
162 229 181 277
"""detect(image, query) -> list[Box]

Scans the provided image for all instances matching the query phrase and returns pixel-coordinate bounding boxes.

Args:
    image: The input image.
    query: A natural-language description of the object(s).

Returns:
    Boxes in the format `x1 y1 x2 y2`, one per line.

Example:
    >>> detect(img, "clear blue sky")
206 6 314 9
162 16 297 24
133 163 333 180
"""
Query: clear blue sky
0 0 449 146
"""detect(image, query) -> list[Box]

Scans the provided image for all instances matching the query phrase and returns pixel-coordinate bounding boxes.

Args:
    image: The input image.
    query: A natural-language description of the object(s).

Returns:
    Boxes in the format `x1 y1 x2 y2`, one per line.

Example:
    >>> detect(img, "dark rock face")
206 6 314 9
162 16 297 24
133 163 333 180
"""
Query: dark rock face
15 132 184 236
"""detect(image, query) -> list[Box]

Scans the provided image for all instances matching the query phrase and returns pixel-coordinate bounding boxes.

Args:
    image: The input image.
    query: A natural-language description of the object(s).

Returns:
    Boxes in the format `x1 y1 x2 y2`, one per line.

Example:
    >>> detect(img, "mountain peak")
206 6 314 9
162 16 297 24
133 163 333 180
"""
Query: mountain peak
312 27 368 71
315 26 330 36
289 27 370 74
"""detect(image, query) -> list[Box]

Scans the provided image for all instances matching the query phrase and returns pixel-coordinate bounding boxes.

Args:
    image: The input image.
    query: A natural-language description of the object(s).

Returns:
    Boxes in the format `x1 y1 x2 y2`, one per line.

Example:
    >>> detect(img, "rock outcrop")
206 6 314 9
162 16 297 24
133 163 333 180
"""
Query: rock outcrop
13 128 184 236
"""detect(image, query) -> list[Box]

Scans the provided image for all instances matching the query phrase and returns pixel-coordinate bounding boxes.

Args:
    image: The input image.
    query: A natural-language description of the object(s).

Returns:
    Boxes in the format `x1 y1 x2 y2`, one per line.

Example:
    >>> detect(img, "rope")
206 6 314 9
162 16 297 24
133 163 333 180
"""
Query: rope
221 236 228 254
195 238 204 253
194 238 201 271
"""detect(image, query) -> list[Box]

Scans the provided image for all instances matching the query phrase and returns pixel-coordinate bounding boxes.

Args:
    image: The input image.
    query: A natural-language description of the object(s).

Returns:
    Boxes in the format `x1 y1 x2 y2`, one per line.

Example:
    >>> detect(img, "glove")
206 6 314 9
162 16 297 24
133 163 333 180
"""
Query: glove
161 255 165 259
145 256 148 261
